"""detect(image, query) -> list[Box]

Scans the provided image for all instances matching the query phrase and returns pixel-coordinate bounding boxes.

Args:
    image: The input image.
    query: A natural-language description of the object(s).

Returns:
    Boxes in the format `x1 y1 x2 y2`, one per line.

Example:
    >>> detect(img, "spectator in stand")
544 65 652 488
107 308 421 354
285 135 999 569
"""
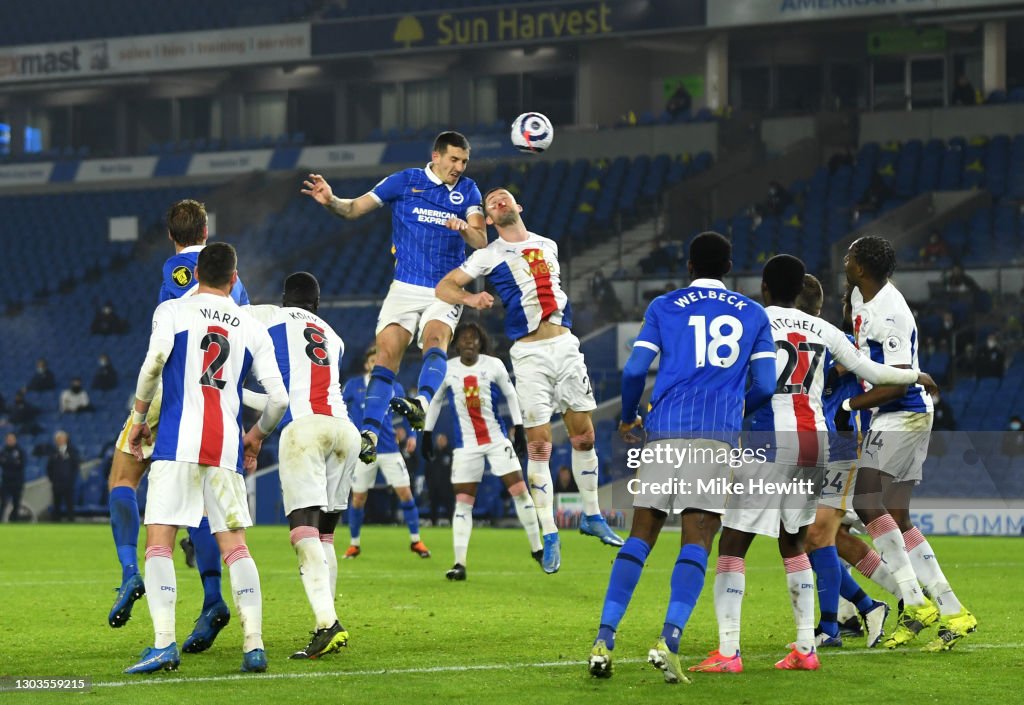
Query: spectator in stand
46 430 80 522
1 432 26 522
9 390 40 434
951 73 977 106
976 334 1005 378
424 432 453 525
27 358 56 392
638 239 677 275
90 301 127 335
931 391 956 431
920 230 949 265
665 84 692 119
956 342 977 377
1002 416 1024 456
755 181 793 218
827 146 854 174
943 264 981 297
855 171 893 215
59 377 92 414
91 354 118 390
554 465 579 494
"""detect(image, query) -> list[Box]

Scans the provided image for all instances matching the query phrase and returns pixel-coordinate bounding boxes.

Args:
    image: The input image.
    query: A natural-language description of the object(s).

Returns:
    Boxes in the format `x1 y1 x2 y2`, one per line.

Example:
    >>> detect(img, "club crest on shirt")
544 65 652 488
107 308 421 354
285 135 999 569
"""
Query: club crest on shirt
172 265 192 288
449 190 464 205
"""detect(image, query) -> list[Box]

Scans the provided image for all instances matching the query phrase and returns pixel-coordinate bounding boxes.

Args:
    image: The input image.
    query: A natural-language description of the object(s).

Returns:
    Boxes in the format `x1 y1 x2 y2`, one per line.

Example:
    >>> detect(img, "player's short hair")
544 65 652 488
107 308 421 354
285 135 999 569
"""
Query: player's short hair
762 255 806 302
196 242 236 288
795 274 824 315
453 321 489 355
282 271 320 313
688 231 732 279
166 199 207 247
849 235 896 280
433 131 470 155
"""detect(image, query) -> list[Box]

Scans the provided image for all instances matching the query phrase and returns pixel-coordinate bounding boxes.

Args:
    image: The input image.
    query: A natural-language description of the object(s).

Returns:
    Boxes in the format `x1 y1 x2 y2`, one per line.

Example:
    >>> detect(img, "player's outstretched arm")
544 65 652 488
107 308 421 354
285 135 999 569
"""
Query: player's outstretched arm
445 212 488 249
743 356 776 417
436 268 494 310
301 173 380 220
620 345 657 442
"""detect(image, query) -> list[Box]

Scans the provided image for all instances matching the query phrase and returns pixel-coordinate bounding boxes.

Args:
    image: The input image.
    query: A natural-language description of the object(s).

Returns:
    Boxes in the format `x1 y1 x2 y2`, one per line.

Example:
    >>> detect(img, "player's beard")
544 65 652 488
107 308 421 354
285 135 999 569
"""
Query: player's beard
493 210 519 227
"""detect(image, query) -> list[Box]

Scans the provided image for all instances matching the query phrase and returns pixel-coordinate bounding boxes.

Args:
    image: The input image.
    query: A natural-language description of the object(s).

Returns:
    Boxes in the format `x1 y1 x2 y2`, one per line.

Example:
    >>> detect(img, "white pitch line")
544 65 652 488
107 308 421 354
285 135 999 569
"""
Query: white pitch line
90 642 1022 689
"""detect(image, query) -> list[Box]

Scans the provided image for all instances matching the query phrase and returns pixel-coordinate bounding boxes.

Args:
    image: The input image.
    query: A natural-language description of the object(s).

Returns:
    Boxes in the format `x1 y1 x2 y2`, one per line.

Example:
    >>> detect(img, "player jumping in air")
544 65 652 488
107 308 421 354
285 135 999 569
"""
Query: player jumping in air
301 132 488 464
845 236 976 651
248 273 361 660
586 232 777 683
124 243 288 674
421 321 540 580
436 188 624 576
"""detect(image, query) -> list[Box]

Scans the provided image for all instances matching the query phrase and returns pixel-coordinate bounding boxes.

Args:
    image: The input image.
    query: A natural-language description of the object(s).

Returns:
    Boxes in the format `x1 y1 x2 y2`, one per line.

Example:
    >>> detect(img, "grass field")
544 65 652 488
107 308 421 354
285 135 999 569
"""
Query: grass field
0 524 1020 704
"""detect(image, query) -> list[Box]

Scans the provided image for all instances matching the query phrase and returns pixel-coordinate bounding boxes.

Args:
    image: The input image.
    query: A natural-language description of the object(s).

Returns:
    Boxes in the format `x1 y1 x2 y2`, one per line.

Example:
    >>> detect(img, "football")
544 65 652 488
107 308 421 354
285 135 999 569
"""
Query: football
511 112 554 153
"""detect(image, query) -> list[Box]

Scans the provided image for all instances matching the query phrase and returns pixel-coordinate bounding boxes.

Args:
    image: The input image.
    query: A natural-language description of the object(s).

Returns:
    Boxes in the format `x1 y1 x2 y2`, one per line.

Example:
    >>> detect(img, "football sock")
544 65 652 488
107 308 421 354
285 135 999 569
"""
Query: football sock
416 347 447 403
109 486 140 581
839 563 875 614
400 498 421 543
511 485 543 552
144 545 176 649
714 555 745 657
570 448 601 516
784 554 815 655
360 366 395 437
597 537 651 650
225 545 263 653
348 507 364 545
866 515 924 607
291 527 337 630
809 546 841 638
452 498 474 566
661 543 709 654
189 517 224 610
527 443 556 535
854 549 900 598
904 527 963 615
320 533 337 600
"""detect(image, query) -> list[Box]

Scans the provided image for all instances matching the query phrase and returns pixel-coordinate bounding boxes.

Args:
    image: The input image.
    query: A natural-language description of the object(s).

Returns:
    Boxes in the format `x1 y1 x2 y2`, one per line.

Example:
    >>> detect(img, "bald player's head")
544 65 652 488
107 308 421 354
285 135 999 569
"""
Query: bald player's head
282 271 320 314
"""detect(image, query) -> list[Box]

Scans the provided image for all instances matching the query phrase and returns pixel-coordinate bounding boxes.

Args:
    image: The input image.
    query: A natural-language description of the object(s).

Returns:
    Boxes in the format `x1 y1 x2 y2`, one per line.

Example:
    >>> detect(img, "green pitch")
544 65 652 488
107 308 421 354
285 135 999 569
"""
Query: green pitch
0 524 1020 704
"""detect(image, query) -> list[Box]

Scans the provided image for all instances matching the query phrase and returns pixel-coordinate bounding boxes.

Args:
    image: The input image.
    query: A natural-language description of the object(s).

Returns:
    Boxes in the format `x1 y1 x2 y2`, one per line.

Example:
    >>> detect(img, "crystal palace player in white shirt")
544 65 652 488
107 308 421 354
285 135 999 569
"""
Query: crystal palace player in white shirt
693 255 937 675
845 236 976 651
248 272 361 660
124 243 288 675
436 188 624 575
421 321 541 581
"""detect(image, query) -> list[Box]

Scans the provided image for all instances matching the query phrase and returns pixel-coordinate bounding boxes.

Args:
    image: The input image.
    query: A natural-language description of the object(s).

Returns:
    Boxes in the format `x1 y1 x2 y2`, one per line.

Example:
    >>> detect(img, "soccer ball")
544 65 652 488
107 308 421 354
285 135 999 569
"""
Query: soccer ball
511 112 553 154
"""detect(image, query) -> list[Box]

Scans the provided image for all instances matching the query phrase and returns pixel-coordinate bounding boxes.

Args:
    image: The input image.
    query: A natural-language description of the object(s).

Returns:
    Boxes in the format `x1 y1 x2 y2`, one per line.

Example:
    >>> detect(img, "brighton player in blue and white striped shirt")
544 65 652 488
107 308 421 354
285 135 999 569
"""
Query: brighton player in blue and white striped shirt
302 132 488 463
588 232 777 683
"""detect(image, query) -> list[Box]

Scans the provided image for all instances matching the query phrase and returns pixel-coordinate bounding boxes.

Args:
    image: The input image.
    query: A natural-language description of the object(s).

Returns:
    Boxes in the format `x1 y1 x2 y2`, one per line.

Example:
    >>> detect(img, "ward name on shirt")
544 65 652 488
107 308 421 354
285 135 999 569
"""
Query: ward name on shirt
199 307 241 327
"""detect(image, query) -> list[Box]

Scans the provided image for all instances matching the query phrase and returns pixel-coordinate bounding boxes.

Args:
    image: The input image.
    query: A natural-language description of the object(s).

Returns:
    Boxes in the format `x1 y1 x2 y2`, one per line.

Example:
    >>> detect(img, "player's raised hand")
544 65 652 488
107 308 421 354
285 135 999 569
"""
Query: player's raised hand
301 173 334 206
445 216 469 233
618 416 644 444
127 423 151 461
465 291 494 310
916 371 940 396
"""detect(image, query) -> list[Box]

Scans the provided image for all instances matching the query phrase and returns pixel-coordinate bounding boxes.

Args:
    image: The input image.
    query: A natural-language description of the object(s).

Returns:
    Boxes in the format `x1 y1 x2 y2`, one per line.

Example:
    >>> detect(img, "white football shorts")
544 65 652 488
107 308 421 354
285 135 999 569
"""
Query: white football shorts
819 459 857 511
509 332 596 427
631 438 732 515
857 411 932 484
144 460 251 533
351 451 410 493
451 438 522 485
722 461 820 538
376 280 463 350
279 414 361 515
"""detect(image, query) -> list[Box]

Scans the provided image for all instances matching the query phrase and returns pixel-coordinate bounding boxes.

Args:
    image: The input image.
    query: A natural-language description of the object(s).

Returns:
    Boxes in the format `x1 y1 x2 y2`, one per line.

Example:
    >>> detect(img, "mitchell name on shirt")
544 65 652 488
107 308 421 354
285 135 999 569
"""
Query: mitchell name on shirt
770 316 824 337
672 289 748 310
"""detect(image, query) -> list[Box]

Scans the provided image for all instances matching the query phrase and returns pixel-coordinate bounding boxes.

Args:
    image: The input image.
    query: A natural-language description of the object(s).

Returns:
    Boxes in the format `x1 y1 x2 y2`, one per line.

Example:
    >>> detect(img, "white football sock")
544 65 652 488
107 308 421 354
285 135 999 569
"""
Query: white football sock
866 516 924 607
144 546 176 649
904 527 963 615
511 488 543 552
855 549 900 599
714 556 745 657
784 555 815 654
225 545 264 652
452 500 474 566
571 448 601 515
321 534 338 601
291 528 337 630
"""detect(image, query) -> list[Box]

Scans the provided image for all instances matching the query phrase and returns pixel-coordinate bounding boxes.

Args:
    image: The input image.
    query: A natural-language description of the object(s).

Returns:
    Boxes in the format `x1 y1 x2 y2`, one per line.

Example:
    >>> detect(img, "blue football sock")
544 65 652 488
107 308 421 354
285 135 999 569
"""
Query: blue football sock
349 506 365 540
839 563 875 614
361 366 396 436
400 499 420 537
417 347 447 402
661 543 709 653
596 537 651 650
109 486 139 581
810 546 842 637
188 517 224 610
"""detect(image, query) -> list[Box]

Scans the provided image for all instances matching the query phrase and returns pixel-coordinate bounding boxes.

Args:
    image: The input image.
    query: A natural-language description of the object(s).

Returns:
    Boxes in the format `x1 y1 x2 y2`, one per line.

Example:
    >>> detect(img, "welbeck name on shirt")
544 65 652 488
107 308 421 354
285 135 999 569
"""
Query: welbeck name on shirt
412 206 457 226
672 290 748 309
